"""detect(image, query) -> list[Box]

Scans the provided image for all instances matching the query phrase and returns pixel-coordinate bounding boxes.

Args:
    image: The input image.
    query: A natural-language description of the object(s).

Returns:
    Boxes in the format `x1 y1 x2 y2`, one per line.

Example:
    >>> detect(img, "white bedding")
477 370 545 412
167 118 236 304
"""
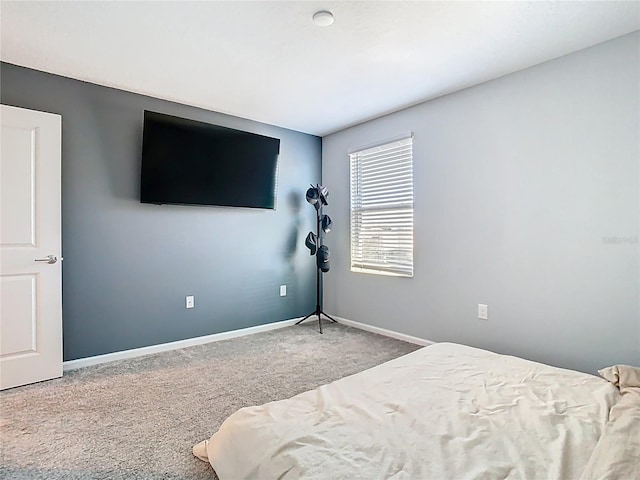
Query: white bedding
194 343 624 479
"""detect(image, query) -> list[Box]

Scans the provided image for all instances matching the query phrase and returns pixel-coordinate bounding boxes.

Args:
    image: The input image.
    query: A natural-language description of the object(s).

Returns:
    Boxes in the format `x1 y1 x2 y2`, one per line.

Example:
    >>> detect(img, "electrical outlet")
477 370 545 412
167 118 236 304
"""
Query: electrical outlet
280 285 287 297
478 304 488 320
186 295 195 309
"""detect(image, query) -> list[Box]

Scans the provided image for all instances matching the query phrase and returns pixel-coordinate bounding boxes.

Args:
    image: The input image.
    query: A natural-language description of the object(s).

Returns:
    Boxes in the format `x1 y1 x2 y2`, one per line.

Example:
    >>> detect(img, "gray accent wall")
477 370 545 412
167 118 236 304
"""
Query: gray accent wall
323 32 640 374
1 63 321 361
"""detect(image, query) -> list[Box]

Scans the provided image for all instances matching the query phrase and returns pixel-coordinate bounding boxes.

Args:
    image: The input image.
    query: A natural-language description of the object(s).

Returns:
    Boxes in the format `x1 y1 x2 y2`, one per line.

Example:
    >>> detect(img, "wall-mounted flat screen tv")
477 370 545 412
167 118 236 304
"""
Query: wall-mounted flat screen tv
140 111 280 209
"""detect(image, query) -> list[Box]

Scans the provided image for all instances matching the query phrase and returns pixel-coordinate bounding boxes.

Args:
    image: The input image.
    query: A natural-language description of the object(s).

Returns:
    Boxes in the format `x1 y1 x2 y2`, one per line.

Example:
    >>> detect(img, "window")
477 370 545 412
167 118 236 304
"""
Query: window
350 135 414 277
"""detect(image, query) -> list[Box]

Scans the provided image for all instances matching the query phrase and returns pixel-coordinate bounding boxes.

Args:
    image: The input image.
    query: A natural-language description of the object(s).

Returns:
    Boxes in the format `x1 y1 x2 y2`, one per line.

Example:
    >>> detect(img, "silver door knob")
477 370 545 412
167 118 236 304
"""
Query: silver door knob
34 255 58 264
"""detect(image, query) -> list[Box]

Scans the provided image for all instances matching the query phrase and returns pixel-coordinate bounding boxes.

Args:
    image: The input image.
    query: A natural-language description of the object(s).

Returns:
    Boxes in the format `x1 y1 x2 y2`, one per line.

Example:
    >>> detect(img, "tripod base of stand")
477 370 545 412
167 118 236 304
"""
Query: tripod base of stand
296 307 337 334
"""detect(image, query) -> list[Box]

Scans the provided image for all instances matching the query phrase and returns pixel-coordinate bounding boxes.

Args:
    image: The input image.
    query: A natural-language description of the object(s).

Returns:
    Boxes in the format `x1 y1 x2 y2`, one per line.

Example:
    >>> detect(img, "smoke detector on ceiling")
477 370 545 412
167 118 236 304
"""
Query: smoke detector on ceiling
313 11 334 27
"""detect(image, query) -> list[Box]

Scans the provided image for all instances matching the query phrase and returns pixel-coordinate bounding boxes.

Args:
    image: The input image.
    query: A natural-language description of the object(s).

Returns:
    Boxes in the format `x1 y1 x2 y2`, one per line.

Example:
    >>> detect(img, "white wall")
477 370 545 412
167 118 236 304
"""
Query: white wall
323 32 640 374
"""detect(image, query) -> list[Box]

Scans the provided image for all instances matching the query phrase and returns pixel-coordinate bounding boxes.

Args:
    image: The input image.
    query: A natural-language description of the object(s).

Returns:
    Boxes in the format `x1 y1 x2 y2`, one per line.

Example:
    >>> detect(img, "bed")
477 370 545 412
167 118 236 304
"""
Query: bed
193 342 640 479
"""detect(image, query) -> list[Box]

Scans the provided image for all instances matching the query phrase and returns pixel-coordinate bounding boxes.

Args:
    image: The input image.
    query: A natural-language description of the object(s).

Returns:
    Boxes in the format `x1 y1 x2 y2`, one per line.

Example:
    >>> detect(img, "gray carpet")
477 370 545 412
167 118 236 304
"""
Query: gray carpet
0 322 420 479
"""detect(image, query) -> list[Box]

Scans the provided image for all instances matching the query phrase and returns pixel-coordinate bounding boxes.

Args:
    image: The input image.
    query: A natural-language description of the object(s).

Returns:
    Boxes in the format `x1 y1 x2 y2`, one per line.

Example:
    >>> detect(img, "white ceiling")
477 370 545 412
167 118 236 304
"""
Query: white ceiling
1 1 638 136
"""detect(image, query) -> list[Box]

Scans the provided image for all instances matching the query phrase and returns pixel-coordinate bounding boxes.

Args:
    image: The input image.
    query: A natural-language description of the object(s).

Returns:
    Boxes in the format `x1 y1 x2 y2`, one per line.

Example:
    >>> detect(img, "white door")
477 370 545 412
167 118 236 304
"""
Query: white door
0 104 62 390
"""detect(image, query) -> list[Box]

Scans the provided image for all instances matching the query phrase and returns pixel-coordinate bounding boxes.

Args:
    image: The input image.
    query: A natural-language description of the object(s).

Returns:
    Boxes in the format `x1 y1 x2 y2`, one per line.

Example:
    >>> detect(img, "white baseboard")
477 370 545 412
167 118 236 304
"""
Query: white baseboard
63 317 301 371
329 315 435 347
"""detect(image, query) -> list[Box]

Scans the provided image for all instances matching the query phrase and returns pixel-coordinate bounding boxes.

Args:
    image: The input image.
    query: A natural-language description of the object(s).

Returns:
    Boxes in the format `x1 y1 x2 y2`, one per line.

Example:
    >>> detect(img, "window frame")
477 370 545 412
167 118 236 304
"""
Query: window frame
349 134 414 278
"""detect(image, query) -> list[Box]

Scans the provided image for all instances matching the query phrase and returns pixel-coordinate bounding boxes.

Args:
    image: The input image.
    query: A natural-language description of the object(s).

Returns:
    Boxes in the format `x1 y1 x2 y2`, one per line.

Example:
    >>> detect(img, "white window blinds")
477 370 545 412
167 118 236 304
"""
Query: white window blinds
350 135 414 277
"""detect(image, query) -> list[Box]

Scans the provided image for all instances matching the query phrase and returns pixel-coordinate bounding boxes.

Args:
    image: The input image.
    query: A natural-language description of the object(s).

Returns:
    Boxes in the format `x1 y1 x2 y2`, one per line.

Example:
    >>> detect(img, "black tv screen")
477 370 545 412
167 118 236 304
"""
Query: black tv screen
140 111 280 209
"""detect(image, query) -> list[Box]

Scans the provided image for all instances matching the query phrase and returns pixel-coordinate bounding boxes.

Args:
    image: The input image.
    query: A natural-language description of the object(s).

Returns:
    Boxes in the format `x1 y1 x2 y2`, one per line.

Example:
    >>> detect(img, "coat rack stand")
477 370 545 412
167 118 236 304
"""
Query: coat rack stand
297 186 337 333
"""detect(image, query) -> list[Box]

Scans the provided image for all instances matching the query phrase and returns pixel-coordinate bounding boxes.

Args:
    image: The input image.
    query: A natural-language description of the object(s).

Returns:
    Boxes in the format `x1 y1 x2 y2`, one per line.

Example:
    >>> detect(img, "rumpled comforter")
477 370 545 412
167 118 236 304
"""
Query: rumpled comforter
194 342 623 479
580 364 640 480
